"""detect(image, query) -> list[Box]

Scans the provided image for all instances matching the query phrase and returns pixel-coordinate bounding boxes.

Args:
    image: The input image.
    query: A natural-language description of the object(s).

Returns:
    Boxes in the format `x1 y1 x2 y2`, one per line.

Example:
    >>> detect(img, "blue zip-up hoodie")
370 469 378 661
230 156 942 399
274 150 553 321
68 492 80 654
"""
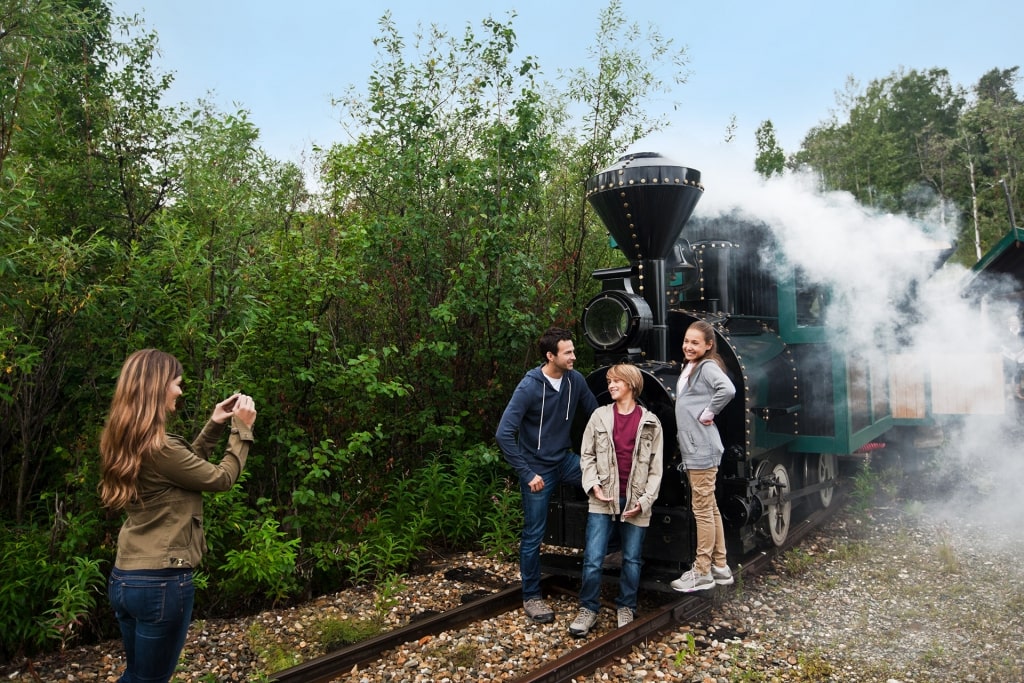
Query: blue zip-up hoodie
495 365 599 484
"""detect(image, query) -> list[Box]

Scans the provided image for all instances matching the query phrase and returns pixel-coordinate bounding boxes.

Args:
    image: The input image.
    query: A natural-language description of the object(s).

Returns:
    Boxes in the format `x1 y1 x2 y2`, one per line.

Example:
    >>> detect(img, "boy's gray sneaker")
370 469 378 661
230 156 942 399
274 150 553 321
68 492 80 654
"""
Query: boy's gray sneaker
523 598 554 623
711 564 734 585
616 606 634 628
568 606 598 637
671 569 715 592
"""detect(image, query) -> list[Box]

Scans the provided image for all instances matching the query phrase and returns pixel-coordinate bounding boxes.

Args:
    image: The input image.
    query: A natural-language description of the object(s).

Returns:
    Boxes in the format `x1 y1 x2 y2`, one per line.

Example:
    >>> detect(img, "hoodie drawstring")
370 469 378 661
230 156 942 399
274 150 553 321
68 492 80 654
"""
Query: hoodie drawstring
538 384 545 450
537 374 572 450
565 375 572 420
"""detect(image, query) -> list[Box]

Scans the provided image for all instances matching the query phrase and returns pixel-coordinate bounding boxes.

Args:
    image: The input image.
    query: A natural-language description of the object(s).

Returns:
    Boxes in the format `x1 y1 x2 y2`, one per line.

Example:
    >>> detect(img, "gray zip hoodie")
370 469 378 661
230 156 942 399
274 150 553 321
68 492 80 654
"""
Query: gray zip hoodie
675 358 736 470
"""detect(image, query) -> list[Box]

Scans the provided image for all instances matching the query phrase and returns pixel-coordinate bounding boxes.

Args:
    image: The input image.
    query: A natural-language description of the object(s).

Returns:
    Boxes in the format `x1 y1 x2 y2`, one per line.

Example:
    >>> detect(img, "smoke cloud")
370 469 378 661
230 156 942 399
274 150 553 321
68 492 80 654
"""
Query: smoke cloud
636 139 1024 538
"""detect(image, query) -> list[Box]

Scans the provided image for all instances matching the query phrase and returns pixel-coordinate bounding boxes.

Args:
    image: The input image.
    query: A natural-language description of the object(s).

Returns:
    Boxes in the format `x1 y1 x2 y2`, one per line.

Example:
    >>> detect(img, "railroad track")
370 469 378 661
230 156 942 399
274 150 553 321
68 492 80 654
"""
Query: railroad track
269 492 846 683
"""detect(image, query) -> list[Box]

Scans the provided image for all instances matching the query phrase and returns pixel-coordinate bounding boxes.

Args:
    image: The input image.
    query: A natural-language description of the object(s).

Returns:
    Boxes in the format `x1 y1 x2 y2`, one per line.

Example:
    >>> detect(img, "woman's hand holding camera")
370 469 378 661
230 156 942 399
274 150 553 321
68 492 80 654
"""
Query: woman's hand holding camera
213 393 257 428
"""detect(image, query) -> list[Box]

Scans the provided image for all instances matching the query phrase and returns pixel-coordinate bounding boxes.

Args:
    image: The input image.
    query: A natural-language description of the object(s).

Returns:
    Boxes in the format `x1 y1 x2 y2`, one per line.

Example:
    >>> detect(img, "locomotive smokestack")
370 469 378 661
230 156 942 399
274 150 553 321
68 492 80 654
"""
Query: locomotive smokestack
585 152 704 361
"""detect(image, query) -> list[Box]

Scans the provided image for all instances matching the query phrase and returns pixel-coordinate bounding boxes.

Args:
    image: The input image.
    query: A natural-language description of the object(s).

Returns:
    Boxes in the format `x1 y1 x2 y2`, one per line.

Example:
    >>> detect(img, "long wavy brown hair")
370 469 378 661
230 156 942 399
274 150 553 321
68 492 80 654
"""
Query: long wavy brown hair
99 349 183 510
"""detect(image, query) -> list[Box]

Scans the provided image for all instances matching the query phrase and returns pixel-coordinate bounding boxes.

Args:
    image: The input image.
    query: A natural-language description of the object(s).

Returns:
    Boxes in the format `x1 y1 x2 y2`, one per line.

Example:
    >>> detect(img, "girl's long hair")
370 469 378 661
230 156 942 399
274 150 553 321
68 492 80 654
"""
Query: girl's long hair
99 349 183 510
685 321 727 374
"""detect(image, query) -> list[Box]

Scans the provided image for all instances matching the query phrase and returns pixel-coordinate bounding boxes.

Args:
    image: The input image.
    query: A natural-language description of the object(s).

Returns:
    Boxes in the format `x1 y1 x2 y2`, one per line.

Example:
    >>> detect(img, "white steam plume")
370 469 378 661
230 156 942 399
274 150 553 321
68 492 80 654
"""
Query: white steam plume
639 140 1024 537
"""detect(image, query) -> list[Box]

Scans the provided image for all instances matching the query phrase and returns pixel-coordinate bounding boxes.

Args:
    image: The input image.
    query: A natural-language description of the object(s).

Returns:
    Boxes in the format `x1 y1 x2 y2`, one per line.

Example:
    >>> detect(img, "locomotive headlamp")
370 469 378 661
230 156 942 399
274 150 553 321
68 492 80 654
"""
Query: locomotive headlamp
582 290 653 352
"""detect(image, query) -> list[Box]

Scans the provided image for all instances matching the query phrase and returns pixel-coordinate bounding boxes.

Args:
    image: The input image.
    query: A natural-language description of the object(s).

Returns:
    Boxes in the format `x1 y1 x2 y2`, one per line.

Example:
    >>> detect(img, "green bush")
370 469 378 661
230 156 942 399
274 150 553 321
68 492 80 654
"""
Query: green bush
480 484 522 560
219 519 301 606
42 556 106 651
325 443 518 586
0 526 107 659
0 530 50 657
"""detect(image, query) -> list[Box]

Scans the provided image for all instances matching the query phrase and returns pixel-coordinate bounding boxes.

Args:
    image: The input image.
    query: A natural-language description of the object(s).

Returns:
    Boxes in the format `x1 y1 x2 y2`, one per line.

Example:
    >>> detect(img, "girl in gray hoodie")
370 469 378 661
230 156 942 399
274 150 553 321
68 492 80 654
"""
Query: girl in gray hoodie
671 321 736 592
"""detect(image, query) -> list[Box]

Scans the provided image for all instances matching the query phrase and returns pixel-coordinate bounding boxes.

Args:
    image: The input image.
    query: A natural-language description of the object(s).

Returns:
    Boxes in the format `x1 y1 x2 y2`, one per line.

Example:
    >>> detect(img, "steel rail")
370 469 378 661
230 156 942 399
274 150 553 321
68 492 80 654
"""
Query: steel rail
270 491 845 683
267 575 572 683
511 491 847 683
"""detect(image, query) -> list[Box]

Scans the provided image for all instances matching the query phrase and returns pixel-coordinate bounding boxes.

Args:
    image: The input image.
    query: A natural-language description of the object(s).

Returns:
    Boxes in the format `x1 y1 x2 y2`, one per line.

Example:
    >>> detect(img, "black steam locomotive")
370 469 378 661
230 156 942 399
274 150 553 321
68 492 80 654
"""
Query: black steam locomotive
543 151 1014 579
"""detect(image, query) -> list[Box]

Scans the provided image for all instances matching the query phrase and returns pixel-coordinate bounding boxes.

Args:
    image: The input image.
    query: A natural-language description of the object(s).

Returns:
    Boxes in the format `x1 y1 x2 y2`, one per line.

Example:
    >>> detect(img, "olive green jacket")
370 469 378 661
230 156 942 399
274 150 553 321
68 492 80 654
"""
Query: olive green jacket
114 418 253 570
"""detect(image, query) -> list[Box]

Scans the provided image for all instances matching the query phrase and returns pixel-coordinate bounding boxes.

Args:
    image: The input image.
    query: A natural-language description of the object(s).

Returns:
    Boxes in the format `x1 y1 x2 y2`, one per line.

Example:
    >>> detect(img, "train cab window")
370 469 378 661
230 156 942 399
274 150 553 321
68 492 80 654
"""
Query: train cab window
795 270 828 327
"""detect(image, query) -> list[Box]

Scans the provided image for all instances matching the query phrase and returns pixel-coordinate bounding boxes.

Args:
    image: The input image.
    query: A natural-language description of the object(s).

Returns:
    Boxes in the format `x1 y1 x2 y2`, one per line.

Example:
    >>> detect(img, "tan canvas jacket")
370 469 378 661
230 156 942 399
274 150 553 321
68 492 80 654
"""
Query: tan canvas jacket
579 404 663 527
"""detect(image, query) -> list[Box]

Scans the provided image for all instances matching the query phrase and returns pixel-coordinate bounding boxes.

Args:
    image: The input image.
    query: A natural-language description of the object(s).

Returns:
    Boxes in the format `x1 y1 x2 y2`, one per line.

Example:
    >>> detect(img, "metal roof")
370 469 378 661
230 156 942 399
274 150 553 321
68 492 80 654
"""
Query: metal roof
961 224 1024 300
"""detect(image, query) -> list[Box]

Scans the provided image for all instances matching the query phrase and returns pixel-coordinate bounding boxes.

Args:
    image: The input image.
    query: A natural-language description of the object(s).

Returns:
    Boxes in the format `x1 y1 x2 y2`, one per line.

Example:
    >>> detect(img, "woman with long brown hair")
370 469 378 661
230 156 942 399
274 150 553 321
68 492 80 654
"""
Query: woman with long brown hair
100 349 256 683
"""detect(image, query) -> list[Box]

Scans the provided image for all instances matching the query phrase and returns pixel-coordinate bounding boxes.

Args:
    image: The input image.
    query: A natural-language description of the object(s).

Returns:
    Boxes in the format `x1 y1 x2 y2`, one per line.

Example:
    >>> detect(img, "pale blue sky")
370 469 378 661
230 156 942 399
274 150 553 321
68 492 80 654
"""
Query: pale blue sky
111 0 1023 169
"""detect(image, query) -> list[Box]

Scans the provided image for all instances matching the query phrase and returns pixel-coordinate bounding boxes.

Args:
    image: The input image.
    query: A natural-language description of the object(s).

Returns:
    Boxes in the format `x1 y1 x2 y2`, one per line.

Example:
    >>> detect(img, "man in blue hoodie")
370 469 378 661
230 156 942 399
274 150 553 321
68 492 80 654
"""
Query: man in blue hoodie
496 326 599 623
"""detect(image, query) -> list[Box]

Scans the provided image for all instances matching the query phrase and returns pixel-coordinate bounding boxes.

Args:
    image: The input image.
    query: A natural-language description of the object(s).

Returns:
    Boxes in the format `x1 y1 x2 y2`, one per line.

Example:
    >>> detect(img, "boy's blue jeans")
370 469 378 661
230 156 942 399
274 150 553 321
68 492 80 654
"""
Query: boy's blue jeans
519 453 581 601
108 567 195 683
579 501 647 612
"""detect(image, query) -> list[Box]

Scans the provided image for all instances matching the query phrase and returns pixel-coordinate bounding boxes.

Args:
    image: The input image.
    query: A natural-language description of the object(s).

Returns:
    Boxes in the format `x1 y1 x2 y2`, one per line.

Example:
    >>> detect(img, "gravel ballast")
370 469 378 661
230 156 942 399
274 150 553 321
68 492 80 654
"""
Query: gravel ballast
4 471 1023 682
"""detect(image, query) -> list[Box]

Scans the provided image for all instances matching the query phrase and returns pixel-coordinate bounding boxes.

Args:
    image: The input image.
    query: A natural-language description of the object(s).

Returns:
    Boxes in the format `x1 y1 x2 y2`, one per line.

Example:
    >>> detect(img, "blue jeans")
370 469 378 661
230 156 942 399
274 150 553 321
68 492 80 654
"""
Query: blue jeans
519 453 582 601
579 501 647 613
108 567 195 683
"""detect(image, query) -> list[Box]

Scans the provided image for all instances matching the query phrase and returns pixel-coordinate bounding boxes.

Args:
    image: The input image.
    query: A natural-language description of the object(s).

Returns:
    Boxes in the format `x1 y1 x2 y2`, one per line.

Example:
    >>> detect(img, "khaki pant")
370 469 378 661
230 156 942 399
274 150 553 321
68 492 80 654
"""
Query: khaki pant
686 467 727 574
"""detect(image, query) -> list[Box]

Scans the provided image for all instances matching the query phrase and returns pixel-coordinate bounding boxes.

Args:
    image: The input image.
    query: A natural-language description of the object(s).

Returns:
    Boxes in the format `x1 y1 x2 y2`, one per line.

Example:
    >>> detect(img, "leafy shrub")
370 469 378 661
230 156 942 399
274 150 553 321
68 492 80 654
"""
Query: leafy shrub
480 484 522 560
219 519 301 606
850 458 880 511
42 556 106 651
0 525 107 659
0 530 50 657
330 443 517 585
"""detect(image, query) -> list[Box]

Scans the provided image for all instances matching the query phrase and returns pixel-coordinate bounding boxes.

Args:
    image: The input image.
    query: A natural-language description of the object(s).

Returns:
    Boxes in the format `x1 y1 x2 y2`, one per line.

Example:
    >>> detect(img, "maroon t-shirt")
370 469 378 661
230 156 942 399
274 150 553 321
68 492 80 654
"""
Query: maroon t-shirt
613 406 642 499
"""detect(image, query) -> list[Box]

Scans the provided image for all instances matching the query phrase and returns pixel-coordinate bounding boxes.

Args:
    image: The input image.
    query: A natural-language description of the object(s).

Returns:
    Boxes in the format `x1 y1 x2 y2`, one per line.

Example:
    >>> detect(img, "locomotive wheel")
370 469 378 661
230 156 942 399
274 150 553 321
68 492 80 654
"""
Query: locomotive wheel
815 453 837 509
804 453 838 510
757 461 792 547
